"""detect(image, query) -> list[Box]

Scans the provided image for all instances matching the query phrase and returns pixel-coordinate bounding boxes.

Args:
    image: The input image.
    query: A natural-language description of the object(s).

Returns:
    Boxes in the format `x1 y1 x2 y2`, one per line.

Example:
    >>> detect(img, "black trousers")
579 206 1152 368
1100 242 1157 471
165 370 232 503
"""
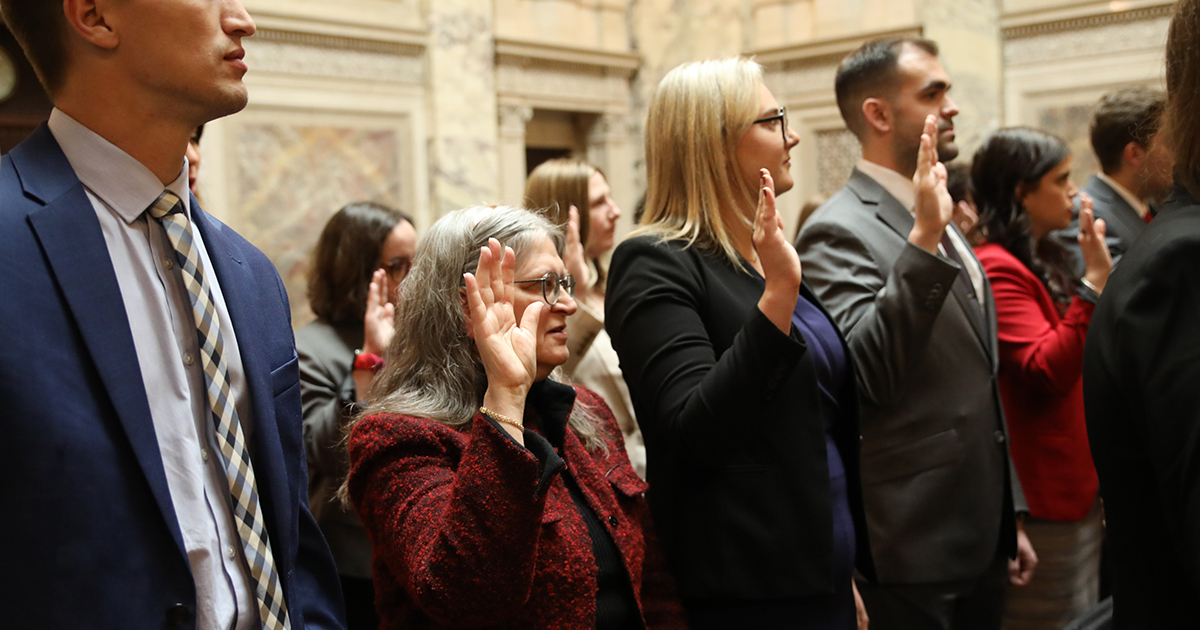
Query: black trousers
340 575 381 630
856 548 1009 630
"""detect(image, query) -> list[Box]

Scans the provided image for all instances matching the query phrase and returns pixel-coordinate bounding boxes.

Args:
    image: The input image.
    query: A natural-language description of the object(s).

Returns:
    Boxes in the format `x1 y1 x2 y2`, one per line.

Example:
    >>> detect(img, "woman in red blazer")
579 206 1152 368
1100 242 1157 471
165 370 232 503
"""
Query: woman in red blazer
970 128 1113 629
345 206 685 630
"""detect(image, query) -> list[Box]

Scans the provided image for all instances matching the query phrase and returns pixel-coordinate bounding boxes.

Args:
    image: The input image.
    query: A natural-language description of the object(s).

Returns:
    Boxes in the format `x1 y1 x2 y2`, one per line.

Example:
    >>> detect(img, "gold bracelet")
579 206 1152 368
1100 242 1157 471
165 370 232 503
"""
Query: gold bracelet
479 406 524 431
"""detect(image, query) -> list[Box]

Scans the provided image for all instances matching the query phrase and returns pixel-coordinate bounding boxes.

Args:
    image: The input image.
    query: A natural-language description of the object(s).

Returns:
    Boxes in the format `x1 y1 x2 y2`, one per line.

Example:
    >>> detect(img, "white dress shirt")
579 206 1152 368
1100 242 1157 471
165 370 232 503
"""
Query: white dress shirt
49 109 257 630
856 159 987 302
1097 172 1151 219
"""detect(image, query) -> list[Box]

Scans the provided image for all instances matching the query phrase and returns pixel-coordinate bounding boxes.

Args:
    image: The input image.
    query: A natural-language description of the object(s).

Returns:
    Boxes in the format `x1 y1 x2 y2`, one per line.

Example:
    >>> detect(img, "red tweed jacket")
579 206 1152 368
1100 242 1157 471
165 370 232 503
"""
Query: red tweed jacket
975 242 1099 521
347 380 686 630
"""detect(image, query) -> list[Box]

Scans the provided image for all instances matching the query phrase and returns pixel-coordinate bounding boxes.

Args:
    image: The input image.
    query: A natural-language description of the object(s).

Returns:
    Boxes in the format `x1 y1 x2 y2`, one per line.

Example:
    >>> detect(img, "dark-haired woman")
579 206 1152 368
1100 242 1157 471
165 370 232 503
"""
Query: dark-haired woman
969 128 1111 630
296 201 416 630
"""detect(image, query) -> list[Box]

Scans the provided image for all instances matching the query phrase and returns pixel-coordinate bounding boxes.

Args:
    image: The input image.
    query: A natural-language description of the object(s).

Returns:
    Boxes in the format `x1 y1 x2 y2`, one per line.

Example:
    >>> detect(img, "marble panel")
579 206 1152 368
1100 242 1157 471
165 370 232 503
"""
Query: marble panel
426 0 501 216
1037 103 1100 187
815 128 861 196
229 123 405 327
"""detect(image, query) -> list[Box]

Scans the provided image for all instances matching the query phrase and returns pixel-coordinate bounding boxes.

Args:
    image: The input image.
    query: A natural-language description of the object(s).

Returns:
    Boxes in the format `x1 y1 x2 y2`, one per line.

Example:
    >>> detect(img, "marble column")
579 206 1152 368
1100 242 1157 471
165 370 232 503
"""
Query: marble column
919 0 1003 160
586 112 638 241
497 102 533 207
426 0 501 220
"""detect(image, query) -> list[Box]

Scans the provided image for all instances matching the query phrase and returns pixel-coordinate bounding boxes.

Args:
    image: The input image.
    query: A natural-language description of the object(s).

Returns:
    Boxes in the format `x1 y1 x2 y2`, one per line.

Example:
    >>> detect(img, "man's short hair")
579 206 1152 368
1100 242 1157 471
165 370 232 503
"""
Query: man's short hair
835 37 939 139
1090 86 1167 174
0 1 69 94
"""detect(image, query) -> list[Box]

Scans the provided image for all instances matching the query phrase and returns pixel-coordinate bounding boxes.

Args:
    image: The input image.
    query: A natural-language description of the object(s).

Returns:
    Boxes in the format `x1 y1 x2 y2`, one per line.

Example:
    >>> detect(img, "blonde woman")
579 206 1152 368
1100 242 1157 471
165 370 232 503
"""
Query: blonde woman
606 57 950 629
525 158 643 477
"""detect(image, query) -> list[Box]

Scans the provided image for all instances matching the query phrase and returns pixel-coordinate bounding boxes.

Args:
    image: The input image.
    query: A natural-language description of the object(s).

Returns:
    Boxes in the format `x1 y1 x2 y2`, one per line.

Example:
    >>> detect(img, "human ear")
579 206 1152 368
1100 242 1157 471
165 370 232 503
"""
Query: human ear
862 98 892 135
1123 141 1148 169
63 0 120 50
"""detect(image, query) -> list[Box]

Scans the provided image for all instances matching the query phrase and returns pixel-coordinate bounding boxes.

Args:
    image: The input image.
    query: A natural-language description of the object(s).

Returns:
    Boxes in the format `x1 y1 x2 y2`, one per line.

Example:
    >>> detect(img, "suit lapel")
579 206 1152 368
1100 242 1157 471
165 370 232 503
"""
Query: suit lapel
190 202 294 549
944 224 992 356
15 126 188 559
851 168 993 356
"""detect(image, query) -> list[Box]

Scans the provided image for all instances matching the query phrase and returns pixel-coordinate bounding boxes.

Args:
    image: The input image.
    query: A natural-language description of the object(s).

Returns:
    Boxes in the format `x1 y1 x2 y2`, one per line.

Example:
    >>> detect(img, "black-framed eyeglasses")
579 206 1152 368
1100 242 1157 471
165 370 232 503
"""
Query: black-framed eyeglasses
514 271 575 306
382 257 412 284
753 106 789 145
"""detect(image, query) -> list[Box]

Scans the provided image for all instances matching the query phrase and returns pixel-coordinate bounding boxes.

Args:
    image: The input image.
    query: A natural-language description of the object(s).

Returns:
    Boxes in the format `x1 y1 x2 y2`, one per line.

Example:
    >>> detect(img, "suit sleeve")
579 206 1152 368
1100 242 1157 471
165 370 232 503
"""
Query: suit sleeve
605 237 805 469
1109 250 1200 579
347 412 563 626
268 275 348 630
796 221 960 407
296 336 356 483
983 255 1094 397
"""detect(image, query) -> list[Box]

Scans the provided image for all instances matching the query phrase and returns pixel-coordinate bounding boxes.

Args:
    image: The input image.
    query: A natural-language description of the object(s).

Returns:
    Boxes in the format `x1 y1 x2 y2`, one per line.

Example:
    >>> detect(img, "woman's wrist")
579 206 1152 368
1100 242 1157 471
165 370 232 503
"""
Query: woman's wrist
1081 273 1106 295
758 285 799 334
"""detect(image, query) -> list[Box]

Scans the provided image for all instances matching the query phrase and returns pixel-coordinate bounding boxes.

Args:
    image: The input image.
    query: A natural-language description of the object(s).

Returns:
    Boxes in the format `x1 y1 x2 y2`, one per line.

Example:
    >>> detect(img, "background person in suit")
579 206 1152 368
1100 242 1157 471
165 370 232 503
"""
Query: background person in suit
0 0 345 628
1083 0 1200 626
1057 87 1172 270
606 57 873 630
795 37 1034 630
970 128 1111 630
298 202 416 630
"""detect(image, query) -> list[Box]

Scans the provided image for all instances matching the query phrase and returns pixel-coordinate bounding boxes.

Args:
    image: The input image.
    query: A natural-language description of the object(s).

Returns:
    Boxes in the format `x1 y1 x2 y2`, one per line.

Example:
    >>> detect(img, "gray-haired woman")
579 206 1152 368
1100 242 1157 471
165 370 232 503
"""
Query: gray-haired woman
345 206 685 630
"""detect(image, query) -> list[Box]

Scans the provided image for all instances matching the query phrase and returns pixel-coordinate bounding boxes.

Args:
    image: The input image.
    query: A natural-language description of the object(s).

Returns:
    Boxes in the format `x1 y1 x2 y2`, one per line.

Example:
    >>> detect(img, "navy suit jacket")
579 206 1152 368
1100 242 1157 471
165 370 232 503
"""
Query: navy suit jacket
0 125 346 629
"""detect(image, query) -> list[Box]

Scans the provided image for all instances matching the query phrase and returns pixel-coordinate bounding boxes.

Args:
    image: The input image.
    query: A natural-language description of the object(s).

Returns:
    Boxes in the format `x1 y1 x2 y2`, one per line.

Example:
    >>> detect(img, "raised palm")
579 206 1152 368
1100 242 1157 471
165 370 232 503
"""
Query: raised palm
464 239 544 392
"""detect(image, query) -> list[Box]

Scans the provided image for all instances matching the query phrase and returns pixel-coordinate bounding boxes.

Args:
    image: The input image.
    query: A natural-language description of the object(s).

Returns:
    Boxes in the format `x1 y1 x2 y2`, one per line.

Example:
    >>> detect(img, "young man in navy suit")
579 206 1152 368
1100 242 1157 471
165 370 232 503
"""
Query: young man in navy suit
0 0 346 628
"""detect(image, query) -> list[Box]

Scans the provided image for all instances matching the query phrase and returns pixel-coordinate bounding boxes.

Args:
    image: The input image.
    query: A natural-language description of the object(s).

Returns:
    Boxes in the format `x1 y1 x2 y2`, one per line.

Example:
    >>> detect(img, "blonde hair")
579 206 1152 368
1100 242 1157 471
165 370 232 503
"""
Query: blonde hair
525 158 609 286
636 57 763 268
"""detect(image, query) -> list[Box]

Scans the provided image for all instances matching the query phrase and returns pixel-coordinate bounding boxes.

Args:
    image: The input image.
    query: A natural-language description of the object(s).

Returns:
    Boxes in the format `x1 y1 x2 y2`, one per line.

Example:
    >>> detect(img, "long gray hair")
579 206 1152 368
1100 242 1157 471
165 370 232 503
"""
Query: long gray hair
358 205 607 450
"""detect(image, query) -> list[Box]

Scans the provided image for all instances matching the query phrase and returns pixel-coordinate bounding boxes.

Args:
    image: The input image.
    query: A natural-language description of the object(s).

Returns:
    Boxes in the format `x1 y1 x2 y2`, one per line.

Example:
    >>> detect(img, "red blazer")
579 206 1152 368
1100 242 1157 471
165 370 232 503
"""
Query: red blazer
347 381 686 630
975 242 1099 521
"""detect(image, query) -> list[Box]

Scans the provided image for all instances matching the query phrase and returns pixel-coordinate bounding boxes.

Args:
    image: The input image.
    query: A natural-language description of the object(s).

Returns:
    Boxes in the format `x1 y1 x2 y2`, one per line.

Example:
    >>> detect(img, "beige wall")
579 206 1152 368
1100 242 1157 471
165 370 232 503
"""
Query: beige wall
196 0 1173 326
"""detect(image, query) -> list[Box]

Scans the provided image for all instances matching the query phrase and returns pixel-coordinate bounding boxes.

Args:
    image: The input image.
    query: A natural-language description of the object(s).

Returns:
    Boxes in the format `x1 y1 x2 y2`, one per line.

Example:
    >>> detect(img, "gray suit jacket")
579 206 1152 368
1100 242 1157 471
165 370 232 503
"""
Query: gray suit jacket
1058 175 1148 274
796 168 1022 585
296 319 373 579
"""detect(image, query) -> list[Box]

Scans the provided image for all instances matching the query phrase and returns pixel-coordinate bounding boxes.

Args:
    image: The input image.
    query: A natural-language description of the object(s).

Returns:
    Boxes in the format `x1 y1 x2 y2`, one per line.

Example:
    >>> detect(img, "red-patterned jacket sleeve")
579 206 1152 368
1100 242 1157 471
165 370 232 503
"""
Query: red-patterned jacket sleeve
346 411 560 626
978 244 1095 396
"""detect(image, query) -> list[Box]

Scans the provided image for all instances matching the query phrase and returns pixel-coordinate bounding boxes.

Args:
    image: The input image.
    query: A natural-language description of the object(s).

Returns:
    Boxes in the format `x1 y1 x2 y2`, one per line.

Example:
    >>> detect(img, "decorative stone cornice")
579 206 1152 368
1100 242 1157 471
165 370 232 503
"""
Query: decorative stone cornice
495 37 640 76
747 25 924 68
255 27 424 57
247 28 424 84
1002 1 1174 39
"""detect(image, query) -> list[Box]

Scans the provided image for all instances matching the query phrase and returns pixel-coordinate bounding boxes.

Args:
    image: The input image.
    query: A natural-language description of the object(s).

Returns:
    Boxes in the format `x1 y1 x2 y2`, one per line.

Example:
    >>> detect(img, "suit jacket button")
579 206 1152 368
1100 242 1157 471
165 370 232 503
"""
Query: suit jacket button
608 515 619 527
994 430 1006 444
932 283 944 292
166 604 190 625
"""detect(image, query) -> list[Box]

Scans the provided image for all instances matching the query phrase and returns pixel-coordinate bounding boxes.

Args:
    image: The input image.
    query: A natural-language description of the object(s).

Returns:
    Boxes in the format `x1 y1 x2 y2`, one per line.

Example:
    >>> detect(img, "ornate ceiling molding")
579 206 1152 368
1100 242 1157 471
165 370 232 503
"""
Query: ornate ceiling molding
1002 2 1173 40
248 28 425 84
494 38 639 113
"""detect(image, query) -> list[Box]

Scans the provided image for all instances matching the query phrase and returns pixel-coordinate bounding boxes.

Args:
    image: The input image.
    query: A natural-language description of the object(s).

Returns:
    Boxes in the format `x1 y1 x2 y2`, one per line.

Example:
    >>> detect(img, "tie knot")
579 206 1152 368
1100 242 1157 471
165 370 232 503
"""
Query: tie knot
148 190 184 220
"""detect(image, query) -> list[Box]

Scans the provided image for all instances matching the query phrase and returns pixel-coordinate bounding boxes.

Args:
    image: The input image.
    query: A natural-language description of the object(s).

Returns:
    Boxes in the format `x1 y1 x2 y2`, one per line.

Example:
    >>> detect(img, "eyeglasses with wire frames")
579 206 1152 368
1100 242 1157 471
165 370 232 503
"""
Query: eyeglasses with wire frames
382 257 412 284
753 106 789 145
514 271 576 306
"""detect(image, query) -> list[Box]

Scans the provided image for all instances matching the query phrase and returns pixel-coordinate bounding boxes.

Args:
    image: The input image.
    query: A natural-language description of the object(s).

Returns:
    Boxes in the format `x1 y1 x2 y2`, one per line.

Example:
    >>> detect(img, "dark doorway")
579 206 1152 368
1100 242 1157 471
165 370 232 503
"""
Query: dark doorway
525 147 572 177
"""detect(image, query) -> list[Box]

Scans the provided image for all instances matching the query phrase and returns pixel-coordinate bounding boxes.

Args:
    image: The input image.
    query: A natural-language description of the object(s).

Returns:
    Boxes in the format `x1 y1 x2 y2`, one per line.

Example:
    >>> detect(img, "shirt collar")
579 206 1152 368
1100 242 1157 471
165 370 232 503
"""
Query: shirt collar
1096 172 1150 219
48 108 191 224
857 159 915 212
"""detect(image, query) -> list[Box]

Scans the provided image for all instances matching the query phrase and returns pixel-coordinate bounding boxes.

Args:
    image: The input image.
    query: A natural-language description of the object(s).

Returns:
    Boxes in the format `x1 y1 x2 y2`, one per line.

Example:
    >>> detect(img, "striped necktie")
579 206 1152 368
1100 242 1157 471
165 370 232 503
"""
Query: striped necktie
149 190 292 630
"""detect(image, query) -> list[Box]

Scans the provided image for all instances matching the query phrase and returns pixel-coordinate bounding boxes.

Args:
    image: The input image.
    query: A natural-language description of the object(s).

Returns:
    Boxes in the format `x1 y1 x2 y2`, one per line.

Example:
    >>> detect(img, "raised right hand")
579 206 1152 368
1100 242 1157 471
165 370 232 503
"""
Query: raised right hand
909 114 954 254
563 205 591 302
1076 193 1112 294
752 168 802 334
464 239 545 396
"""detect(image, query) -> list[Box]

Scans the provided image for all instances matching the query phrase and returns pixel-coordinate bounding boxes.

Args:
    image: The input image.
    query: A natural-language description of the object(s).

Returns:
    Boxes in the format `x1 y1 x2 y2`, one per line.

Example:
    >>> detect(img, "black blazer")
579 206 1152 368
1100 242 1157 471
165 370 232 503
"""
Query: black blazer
1083 184 1200 628
605 234 874 599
